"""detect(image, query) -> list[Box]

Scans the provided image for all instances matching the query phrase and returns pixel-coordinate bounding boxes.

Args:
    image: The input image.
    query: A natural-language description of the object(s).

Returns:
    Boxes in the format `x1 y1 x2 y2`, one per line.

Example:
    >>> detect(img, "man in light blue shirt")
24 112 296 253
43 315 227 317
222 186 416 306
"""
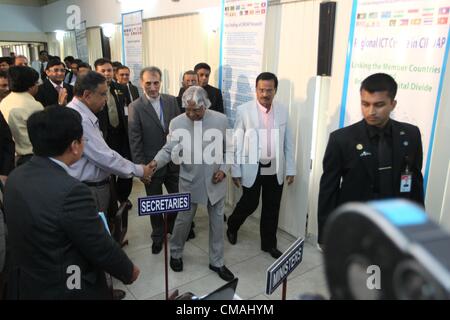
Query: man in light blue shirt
67 71 153 216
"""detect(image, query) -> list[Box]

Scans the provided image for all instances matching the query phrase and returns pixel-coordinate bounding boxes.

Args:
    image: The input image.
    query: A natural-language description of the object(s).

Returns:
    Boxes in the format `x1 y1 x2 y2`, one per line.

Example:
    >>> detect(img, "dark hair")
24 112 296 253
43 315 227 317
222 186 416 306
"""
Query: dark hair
51 55 60 61
8 66 39 92
72 59 83 66
78 62 91 70
256 72 278 89
194 63 211 72
140 66 162 80
360 73 398 100
39 50 48 56
74 71 106 97
116 65 130 74
0 57 12 65
94 58 112 69
0 70 7 79
27 106 83 157
112 61 123 68
64 56 75 63
183 70 197 79
46 59 66 70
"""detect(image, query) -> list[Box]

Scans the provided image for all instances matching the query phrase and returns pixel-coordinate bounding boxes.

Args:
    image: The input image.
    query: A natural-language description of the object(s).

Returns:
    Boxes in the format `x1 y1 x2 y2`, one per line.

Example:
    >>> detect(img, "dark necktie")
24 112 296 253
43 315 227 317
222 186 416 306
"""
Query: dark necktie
378 131 393 197
40 62 45 80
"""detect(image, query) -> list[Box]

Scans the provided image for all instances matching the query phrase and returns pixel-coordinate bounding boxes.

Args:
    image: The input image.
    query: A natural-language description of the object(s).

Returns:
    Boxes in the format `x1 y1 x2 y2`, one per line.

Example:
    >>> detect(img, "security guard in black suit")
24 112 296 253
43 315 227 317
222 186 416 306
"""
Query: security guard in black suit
318 73 424 245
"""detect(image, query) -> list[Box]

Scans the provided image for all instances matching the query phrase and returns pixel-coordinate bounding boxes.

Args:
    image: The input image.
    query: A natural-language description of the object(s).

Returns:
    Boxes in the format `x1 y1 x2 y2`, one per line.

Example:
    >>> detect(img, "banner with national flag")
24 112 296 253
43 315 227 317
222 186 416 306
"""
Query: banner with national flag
340 0 450 190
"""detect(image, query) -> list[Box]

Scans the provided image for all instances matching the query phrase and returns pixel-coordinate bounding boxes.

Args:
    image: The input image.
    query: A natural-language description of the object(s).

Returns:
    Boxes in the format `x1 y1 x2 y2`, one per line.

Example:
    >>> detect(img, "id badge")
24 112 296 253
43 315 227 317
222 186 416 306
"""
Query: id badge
400 174 412 193
124 106 129 116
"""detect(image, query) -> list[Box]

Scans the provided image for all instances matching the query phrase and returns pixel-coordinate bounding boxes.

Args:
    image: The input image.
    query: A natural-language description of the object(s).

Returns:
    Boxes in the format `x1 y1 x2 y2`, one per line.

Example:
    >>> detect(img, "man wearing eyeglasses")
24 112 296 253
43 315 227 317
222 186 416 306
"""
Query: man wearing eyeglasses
35 60 74 108
115 65 140 105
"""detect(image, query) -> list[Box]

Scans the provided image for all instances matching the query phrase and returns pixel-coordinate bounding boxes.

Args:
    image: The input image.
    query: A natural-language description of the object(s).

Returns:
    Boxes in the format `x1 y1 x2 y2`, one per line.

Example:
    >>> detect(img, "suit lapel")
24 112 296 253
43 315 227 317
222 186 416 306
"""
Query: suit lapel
392 121 406 193
249 102 259 129
355 121 375 182
161 95 170 132
143 95 165 132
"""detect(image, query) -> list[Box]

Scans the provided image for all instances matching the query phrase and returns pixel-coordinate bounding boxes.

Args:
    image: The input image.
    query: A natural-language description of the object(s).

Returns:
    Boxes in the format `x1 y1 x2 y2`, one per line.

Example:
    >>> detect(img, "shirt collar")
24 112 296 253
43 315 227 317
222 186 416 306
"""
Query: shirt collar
70 97 98 124
365 119 392 139
145 92 161 105
256 100 273 115
49 157 69 173
48 78 63 89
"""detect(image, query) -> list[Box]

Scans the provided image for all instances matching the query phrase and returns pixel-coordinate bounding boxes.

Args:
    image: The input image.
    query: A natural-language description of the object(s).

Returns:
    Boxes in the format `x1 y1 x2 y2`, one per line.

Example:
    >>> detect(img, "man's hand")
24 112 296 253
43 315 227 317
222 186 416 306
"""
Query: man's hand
232 177 242 188
212 170 226 184
286 176 295 186
58 88 68 106
0 175 7 186
141 161 157 185
130 265 140 283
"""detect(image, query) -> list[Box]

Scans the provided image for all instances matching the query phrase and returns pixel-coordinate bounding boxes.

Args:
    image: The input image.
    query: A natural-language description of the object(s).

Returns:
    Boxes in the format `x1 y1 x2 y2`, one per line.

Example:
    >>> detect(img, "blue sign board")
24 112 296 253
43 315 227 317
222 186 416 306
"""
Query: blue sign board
266 238 304 295
138 193 191 216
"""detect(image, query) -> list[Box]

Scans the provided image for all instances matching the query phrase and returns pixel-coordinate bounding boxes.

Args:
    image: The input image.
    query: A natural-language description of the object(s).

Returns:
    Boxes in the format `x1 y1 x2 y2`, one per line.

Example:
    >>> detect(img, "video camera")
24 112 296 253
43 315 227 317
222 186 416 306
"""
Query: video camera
322 199 450 300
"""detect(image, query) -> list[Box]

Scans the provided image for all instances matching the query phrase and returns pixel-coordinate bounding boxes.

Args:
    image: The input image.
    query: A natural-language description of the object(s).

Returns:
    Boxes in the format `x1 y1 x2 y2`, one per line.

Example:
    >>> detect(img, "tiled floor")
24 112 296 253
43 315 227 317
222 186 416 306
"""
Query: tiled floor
113 179 330 300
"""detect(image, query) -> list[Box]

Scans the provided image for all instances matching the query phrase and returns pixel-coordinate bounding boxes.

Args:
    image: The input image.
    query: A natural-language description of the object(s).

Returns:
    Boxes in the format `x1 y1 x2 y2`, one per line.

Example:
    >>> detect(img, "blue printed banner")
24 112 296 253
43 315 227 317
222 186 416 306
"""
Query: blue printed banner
138 193 191 216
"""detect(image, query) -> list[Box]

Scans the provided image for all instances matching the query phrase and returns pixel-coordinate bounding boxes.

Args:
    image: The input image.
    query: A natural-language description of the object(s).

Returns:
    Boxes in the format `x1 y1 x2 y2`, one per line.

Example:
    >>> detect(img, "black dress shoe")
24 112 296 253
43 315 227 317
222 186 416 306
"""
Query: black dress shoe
209 265 235 282
112 289 126 300
126 200 133 210
187 228 195 240
263 248 283 259
152 242 163 254
170 257 183 272
226 229 237 245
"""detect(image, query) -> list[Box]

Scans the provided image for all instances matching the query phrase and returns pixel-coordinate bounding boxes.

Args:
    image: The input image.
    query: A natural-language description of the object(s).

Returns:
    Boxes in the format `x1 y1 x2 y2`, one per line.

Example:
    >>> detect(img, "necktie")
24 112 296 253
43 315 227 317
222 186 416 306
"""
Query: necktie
377 131 393 197
159 102 165 130
56 85 62 94
107 89 120 128
40 62 45 79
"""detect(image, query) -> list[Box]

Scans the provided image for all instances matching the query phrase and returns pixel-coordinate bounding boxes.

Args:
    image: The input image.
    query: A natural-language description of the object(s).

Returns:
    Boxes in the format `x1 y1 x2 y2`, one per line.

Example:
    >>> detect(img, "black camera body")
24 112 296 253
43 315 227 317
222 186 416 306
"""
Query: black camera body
323 200 450 300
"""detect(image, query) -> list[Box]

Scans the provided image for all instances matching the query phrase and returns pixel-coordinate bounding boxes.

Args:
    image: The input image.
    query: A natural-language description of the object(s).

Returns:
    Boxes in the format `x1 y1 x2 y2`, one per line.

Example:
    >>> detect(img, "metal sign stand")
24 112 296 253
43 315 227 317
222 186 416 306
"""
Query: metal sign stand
138 193 191 301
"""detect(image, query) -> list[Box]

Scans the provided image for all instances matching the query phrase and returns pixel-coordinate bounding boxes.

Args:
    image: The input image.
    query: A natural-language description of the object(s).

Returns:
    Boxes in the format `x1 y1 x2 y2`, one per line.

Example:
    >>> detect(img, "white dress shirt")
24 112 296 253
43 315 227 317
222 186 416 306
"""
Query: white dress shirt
67 98 144 182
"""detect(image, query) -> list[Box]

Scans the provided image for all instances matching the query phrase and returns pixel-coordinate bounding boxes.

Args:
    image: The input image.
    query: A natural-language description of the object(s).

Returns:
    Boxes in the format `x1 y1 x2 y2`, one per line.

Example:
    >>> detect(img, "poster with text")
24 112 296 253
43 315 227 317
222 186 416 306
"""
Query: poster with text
220 0 268 127
75 21 89 63
122 10 143 89
340 0 450 187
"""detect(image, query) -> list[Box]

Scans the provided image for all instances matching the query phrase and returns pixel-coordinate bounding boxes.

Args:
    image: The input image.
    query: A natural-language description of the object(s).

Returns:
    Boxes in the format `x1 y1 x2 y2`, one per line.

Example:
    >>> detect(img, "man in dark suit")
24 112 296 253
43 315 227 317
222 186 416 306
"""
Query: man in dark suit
194 63 224 114
95 59 134 229
0 110 14 184
3 106 140 300
116 65 140 105
317 73 424 247
128 66 180 254
35 59 74 107
176 70 198 111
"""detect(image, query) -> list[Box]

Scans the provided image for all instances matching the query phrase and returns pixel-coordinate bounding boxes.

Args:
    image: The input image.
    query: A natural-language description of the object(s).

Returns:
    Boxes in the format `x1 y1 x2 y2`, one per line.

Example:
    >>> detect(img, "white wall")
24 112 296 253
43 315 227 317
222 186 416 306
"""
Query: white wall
307 0 354 241
41 0 222 32
426 53 450 232
0 4 43 33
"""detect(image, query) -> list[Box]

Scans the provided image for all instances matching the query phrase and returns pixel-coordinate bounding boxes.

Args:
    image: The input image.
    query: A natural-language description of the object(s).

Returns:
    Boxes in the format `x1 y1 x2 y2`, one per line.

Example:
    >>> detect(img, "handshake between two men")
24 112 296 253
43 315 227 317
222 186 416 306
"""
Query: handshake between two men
140 160 226 186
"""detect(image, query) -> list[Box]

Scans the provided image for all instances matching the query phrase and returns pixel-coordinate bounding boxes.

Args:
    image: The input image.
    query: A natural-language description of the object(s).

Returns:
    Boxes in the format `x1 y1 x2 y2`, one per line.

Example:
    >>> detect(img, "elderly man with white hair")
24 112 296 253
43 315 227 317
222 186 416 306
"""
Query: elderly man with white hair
149 86 235 282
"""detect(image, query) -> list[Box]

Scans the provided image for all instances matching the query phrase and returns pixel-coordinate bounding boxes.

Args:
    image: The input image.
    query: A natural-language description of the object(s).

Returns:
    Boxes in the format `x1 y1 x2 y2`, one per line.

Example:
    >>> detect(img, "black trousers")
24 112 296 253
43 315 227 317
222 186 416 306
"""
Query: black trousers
145 169 179 244
228 165 284 250
114 176 133 203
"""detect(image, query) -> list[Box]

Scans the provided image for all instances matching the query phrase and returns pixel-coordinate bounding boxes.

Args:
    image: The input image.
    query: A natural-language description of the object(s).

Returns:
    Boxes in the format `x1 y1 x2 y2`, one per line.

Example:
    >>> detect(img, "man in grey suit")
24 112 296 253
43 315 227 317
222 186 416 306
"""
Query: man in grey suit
149 86 235 282
128 67 180 254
